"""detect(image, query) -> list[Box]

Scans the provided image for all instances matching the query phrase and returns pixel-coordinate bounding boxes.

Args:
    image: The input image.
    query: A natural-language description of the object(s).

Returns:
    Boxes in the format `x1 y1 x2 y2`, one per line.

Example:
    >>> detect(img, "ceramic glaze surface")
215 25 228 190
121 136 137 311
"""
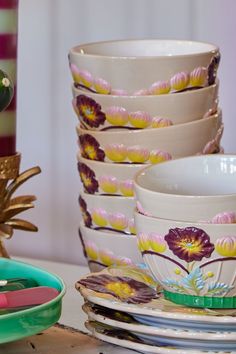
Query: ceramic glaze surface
77 154 144 196
69 39 219 93
74 40 217 56
86 321 236 354
79 222 142 272
84 302 236 342
134 154 236 221
72 83 218 128
79 191 136 234
135 211 236 307
77 112 221 164
77 266 236 326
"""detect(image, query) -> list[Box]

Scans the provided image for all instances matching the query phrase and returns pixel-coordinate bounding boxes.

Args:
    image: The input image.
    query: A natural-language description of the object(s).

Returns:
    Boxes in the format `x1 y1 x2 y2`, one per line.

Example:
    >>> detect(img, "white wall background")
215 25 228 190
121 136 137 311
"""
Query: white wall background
7 0 236 264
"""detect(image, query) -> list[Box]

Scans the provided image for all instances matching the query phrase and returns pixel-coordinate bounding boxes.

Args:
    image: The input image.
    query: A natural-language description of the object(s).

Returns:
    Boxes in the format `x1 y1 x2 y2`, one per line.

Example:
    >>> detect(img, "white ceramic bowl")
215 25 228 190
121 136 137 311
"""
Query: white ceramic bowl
72 83 218 130
134 154 236 222
77 111 222 164
79 191 136 234
69 39 220 94
77 154 144 196
135 210 236 308
79 222 142 272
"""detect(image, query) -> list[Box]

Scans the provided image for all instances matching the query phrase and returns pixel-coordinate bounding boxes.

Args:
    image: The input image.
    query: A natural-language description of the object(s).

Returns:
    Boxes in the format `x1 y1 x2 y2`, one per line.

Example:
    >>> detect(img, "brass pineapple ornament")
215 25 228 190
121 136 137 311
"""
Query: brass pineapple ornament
0 70 41 257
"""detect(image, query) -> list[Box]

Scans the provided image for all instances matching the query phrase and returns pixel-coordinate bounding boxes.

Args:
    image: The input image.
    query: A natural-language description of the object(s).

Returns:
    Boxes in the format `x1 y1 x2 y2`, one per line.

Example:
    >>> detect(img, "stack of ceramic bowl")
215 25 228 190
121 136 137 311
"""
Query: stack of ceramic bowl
134 154 236 308
76 155 236 353
68 39 223 272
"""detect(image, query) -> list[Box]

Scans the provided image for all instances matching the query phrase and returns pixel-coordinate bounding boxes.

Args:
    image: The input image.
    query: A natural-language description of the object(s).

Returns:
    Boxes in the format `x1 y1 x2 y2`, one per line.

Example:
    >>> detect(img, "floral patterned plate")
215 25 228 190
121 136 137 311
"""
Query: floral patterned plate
83 302 236 344
86 320 236 354
76 266 236 331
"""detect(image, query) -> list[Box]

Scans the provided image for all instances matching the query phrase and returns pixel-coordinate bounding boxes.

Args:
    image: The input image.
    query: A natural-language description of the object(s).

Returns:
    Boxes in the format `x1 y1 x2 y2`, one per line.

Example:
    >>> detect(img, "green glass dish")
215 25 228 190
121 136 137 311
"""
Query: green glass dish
0 258 66 344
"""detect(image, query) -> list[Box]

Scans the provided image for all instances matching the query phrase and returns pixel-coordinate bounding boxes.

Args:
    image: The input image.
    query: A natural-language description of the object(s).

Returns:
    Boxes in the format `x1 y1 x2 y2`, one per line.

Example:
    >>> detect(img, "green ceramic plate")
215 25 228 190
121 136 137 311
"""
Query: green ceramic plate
0 258 66 344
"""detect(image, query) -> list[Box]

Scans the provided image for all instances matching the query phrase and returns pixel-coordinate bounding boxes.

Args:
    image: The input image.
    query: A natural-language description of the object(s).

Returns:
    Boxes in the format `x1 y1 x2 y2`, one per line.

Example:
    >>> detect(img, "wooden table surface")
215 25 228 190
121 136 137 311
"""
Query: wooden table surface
1 257 137 354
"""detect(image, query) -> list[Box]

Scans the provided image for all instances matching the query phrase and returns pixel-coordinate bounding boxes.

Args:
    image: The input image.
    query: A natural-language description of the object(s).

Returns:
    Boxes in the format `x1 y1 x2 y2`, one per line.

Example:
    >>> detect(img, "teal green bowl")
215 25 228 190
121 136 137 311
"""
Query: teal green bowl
0 258 66 344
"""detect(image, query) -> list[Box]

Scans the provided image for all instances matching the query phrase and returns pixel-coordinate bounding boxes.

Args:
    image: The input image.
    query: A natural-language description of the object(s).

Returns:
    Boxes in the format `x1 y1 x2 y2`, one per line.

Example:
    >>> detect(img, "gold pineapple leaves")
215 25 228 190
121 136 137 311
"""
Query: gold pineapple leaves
0 166 41 241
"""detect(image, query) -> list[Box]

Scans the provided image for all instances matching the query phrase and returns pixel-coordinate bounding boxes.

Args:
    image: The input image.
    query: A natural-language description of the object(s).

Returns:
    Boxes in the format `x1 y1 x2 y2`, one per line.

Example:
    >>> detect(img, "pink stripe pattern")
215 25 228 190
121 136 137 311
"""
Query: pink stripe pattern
0 0 18 9
0 34 17 59
0 135 16 157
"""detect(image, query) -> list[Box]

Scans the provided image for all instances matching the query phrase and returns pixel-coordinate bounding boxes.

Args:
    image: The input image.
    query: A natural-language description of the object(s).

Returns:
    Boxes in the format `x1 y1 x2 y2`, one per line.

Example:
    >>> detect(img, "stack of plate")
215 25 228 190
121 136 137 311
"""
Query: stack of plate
76 266 236 353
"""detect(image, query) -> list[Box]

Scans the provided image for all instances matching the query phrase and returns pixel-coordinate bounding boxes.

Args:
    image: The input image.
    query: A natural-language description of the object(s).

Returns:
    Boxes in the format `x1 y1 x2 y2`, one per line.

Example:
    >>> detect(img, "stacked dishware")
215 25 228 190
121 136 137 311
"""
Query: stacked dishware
76 248 236 352
68 39 223 272
134 154 236 309
76 155 236 352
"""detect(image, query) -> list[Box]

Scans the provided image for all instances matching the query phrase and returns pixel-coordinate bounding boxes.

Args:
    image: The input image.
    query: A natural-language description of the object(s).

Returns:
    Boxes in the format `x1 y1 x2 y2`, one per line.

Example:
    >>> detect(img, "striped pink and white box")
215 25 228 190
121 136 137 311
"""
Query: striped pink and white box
0 0 18 157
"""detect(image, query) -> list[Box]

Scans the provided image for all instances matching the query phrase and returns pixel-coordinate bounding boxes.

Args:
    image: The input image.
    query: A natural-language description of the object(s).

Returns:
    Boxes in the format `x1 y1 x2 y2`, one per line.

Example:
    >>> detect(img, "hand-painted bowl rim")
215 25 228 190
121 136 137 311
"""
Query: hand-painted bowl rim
70 39 219 60
134 154 236 198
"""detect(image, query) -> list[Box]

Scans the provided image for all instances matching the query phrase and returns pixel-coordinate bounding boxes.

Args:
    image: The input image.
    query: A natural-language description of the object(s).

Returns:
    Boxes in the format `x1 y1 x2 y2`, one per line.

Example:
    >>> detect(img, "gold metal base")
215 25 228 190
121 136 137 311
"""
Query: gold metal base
0 153 41 257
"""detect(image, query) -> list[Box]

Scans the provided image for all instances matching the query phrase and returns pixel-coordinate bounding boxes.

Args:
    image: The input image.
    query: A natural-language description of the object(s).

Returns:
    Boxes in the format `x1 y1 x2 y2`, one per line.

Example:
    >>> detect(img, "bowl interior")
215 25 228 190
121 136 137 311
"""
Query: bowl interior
73 40 217 57
136 155 236 196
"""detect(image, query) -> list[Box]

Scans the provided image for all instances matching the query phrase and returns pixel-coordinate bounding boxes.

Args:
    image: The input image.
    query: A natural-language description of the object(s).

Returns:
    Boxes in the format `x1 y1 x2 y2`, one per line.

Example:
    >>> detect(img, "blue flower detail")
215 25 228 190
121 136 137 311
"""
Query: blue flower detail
181 267 205 293
207 282 234 296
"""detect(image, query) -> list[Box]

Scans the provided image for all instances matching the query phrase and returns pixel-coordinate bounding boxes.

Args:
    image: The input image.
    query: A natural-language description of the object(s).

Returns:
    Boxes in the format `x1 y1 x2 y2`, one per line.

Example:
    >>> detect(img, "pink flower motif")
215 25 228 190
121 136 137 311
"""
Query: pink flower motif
94 78 111 94
149 80 171 95
151 117 173 128
105 106 129 126
109 213 128 230
129 111 152 128
215 236 236 257
99 249 115 266
149 233 167 253
79 69 94 88
98 175 118 194
104 143 127 162
137 232 150 252
190 67 208 87
170 72 190 91
149 149 172 164
85 240 98 260
91 208 108 227
211 212 236 224
127 146 150 163
119 180 134 197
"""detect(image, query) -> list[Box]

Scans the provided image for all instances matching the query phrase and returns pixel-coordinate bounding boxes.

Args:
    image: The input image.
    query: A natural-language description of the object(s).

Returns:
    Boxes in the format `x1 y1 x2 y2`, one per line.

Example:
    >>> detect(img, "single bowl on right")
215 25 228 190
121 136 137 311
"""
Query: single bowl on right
134 154 236 222
135 210 236 308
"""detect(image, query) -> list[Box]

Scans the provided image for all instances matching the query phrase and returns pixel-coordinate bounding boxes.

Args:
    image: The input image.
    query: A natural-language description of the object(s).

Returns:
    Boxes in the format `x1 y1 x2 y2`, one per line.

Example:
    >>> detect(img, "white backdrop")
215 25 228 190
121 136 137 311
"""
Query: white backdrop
7 0 236 264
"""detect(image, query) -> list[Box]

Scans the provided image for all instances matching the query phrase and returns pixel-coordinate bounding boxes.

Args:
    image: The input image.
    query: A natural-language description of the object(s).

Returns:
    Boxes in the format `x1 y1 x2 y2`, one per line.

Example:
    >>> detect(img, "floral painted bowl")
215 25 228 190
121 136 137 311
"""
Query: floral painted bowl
76 111 222 164
77 154 144 196
69 39 219 94
79 191 136 234
135 210 236 308
79 222 142 272
72 83 218 130
134 154 236 222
